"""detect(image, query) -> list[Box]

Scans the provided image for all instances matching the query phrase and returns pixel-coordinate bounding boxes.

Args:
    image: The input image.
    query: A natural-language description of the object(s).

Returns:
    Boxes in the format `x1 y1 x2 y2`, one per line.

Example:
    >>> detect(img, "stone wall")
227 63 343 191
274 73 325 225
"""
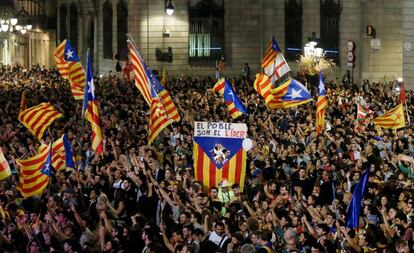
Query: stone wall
403 0 414 90
49 0 407 86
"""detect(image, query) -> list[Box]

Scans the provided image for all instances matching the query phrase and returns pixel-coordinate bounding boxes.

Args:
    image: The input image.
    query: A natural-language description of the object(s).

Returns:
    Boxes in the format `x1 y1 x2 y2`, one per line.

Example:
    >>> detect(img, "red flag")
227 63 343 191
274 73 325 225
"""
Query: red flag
400 81 407 104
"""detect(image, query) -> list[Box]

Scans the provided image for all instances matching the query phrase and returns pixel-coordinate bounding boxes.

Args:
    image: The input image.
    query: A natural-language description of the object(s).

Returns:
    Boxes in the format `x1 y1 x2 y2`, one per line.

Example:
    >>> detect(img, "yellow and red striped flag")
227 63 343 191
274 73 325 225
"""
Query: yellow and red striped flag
38 134 75 171
20 91 27 113
193 122 248 192
83 51 103 154
17 143 52 198
18 102 63 140
254 74 312 109
128 35 180 143
213 78 247 119
0 147 11 181
54 40 85 100
373 104 406 129
316 72 327 135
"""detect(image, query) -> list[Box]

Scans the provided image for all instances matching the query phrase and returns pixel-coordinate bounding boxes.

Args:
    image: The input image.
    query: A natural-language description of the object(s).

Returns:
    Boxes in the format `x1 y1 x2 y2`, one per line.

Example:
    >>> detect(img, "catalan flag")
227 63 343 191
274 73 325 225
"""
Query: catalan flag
213 78 247 119
54 40 85 100
373 104 406 129
316 72 327 135
38 134 75 171
17 143 52 198
128 35 180 143
270 78 312 108
193 137 247 192
253 74 278 107
261 36 291 84
18 103 63 140
83 51 103 154
357 102 374 123
20 91 26 114
0 147 11 181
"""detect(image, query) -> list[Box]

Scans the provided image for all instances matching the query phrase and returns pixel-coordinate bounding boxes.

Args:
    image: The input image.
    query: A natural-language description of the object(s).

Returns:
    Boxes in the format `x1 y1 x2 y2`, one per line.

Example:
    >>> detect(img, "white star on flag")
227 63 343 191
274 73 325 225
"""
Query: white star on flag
66 49 74 59
88 81 95 97
290 88 303 99
227 90 235 101
319 81 325 94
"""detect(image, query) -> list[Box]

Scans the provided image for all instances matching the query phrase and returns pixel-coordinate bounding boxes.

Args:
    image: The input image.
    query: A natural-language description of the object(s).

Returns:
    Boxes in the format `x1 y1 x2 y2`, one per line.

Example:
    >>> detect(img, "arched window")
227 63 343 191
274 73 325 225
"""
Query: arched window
189 0 224 64
320 0 340 64
59 4 67 42
117 0 128 60
285 0 302 60
69 3 78 49
103 0 113 59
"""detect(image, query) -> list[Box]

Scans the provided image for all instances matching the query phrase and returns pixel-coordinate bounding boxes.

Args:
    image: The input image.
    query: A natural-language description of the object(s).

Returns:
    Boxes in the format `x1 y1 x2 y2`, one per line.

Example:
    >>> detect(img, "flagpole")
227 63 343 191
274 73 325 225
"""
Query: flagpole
76 48 89 172
405 100 410 126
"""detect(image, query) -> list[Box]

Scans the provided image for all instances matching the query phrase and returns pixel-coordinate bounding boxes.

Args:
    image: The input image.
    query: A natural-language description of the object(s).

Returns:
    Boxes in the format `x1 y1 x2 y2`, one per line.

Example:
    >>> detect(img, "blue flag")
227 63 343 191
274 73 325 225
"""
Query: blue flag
345 167 370 228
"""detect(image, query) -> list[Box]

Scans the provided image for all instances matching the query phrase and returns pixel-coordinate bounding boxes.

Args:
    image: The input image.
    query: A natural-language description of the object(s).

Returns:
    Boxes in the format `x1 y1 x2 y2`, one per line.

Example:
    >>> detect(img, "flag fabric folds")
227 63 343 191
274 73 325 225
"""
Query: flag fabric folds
0 147 11 181
316 72 327 135
17 143 52 198
193 138 247 192
357 103 374 123
18 103 63 140
54 40 85 100
253 74 312 109
20 92 27 114
83 51 104 154
38 134 75 171
128 36 180 143
346 167 370 228
261 36 291 84
213 78 247 119
372 104 406 129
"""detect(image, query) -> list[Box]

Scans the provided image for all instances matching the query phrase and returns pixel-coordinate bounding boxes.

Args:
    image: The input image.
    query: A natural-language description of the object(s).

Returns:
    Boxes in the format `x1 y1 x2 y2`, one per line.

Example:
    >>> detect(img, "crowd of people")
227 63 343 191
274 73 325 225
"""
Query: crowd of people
0 63 414 253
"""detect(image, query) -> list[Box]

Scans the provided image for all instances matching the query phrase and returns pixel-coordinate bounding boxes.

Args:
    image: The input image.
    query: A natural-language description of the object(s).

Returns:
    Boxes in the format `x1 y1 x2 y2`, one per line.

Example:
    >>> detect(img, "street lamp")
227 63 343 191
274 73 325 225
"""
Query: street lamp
304 41 324 59
166 0 174 16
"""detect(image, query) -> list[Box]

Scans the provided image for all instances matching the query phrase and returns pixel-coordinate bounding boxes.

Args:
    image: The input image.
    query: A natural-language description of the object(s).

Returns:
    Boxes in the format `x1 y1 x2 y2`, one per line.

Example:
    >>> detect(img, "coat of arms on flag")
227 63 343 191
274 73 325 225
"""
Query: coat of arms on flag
193 122 248 191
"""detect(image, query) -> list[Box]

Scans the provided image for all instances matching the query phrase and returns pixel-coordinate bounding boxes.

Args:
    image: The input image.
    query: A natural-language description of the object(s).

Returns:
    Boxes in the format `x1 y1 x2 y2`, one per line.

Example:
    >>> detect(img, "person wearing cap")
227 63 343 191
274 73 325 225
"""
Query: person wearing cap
218 179 234 207
63 187 77 208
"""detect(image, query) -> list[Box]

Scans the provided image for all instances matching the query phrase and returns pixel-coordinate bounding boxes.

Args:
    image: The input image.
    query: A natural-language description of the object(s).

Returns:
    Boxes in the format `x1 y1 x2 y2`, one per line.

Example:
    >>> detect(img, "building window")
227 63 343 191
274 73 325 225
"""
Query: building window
59 4 67 42
285 0 302 61
103 0 113 59
117 0 128 61
69 4 78 50
320 0 340 64
188 0 224 64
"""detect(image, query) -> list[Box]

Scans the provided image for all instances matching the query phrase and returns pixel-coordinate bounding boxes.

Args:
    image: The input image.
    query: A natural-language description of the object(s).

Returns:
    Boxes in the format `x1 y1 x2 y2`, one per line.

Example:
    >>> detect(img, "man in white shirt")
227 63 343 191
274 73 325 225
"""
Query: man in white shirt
208 221 229 249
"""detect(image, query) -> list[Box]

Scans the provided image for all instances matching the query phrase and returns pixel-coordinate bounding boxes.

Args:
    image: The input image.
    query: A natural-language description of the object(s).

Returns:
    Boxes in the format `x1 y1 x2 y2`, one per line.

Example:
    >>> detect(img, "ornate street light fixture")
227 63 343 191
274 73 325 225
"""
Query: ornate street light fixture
0 1 32 34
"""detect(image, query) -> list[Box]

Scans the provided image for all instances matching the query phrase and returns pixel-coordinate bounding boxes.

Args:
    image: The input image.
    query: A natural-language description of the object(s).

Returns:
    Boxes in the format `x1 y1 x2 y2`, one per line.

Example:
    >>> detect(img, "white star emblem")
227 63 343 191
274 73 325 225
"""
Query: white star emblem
227 90 235 101
88 81 95 96
66 49 74 59
290 88 303 99
319 81 325 94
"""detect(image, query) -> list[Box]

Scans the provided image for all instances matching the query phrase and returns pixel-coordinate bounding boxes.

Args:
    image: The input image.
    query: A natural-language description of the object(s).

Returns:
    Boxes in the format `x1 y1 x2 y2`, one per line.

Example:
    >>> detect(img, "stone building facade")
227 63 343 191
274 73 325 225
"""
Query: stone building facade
4 0 414 89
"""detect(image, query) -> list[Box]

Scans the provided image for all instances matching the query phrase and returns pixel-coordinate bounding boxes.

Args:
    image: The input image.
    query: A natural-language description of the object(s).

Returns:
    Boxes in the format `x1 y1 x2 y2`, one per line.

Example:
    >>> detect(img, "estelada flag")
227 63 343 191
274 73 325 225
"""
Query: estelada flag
54 40 85 100
17 143 52 198
0 147 11 181
373 103 405 129
37 134 75 171
193 122 247 191
18 102 63 140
